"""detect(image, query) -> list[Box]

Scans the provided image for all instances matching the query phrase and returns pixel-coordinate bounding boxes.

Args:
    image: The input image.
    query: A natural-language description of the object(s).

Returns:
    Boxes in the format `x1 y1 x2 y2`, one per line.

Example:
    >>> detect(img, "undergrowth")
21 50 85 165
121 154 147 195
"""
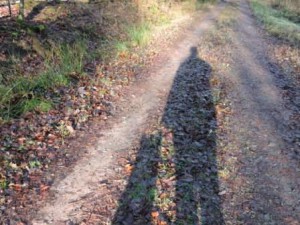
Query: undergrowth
115 0 218 54
127 23 152 47
0 0 218 120
250 0 300 45
0 40 88 119
265 0 300 19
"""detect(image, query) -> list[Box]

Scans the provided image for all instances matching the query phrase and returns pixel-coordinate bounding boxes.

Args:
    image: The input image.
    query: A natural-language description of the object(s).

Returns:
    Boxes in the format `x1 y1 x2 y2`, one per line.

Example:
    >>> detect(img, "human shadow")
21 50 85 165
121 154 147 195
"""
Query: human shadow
113 47 224 224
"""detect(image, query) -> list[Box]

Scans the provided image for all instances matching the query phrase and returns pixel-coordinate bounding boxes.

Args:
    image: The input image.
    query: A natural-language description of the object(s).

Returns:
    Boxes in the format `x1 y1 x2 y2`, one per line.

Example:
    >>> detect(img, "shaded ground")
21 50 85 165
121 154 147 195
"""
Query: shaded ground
196 1 300 224
30 5 224 224
113 47 224 225
0 1 200 223
2 0 300 224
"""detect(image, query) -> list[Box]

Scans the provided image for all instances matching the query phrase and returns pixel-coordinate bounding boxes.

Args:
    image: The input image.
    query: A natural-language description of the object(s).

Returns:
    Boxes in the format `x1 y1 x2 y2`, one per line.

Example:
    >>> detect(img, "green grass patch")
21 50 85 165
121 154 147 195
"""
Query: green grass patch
127 23 152 47
266 0 300 20
195 0 218 10
114 41 129 55
272 7 300 24
0 40 88 119
0 180 7 190
250 0 300 45
147 4 171 25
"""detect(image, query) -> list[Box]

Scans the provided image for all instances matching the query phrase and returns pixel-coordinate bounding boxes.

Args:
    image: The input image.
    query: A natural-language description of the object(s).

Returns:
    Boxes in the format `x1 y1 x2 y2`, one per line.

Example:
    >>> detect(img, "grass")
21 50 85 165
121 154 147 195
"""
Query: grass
0 0 219 120
250 0 300 45
147 4 172 25
195 0 218 10
0 180 7 190
0 40 88 119
21 99 52 113
29 160 41 168
115 41 129 54
121 0 218 49
127 23 152 47
266 0 300 17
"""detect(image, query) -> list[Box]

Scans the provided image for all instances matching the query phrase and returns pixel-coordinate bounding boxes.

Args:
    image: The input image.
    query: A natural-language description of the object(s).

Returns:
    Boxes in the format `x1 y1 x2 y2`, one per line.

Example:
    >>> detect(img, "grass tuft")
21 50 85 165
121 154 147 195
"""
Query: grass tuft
250 0 300 45
22 99 52 113
0 40 88 119
127 23 152 47
115 41 129 56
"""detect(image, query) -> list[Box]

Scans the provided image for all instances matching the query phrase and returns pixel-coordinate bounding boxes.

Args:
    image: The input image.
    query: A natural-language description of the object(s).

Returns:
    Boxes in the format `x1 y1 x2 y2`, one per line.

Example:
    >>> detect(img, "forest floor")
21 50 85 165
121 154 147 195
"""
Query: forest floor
1 0 300 224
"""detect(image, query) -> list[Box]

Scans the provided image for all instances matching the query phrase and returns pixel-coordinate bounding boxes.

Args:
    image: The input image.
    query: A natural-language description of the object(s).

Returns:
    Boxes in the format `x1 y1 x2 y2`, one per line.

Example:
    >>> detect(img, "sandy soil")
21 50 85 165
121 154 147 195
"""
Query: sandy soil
29 0 299 224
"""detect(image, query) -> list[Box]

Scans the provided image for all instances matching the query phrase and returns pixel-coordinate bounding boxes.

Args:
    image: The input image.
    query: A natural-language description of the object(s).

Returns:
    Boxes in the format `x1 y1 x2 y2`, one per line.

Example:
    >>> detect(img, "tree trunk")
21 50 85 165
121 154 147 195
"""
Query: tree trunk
7 0 12 17
19 0 24 19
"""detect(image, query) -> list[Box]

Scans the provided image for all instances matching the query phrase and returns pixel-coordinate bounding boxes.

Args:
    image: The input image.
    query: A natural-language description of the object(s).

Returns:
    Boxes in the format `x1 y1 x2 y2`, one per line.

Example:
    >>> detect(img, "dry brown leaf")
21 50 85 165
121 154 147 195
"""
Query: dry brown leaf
17 137 26 145
40 184 50 193
158 220 167 225
35 133 44 141
124 164 133 174
151 211 159 219
10 184 22 192
159 192 168 199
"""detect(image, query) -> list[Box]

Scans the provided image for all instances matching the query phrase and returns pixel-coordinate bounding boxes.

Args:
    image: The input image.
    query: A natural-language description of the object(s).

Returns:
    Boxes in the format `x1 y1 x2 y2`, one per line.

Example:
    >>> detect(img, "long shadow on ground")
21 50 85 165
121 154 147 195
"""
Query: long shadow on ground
112 47 224 225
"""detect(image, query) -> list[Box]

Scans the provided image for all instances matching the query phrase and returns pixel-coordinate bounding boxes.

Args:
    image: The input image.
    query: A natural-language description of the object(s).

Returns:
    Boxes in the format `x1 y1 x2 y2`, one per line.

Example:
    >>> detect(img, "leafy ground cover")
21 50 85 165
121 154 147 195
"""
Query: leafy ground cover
250 0 300 45
0 0 218 223
2 0 298 224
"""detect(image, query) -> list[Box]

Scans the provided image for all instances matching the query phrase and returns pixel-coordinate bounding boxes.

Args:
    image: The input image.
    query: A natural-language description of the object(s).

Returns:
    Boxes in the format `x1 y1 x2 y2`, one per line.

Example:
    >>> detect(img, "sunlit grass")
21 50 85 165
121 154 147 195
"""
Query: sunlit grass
0 40 88 119
0 0 220 120
127 23 152 47
250 0 300 45
115 41 129 53
264 0 300 16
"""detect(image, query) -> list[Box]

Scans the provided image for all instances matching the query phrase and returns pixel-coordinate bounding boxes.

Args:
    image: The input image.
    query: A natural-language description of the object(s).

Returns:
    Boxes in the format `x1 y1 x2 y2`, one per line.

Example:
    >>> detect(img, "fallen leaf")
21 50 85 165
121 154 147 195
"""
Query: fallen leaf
17 137 26 145
35 133 44 141
10 184 22 192
40 184 50 193
151 211 159 219
9 162 18 170
158 221 167 225
124 164 133 174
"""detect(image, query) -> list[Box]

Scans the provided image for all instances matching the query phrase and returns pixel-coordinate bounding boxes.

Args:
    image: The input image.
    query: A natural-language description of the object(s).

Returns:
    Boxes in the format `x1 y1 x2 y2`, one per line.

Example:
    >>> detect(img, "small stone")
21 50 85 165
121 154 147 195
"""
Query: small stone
78 87 86 97
218 190 227 196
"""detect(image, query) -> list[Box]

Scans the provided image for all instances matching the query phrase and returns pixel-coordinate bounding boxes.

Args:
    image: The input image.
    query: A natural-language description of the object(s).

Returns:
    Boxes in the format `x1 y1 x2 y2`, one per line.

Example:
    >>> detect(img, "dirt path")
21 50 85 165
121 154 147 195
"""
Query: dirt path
31 4 225 224
31 0 300 224
212 1 300 224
